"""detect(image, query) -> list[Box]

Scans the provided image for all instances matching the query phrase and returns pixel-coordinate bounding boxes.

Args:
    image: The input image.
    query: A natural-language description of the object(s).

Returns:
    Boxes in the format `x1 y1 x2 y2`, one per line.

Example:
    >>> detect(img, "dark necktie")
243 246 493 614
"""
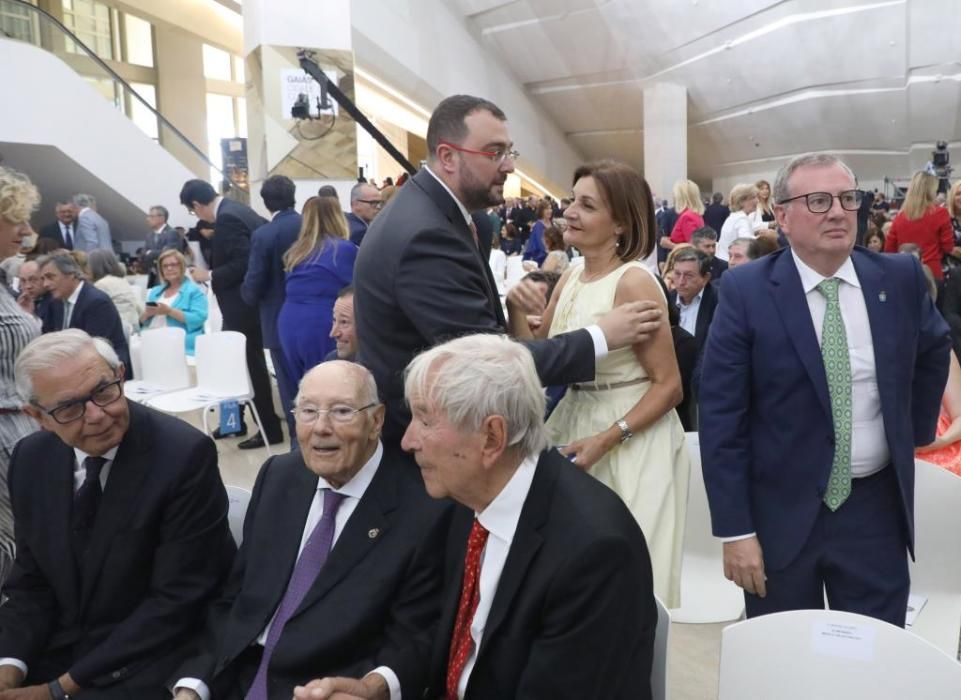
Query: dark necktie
446 519 489 700
246 489 346 700
72 456 107 559
468 220 479 249
64 224 74 250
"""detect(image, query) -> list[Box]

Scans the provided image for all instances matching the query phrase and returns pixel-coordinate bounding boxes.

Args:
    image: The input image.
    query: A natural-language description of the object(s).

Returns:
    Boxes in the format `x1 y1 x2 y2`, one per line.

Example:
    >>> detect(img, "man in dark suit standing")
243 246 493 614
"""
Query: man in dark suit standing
143 205 182 287
703 192 730 235
667 248 718 358
180 180 284 449
171 361 450 700
354 94 662 455
297 334 656 700
699 153 951 626
37 251 130 376
38 201 77 250
241 175 303 441
0 330 235 698
691 226 728 282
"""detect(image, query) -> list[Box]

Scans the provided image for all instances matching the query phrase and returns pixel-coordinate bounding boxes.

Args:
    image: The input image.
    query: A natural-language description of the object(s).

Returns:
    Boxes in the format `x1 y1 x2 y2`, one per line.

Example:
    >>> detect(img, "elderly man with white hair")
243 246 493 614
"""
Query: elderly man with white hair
296 334 657 700
72 193 113 252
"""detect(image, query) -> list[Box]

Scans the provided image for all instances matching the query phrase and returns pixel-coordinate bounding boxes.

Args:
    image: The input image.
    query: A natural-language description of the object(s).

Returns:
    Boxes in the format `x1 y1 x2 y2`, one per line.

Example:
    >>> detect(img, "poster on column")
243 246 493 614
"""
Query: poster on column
245 46 358 180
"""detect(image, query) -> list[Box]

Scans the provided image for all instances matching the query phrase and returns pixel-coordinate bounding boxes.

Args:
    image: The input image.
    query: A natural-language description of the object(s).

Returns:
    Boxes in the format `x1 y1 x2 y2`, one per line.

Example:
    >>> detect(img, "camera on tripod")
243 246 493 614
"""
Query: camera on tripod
932 141 953 194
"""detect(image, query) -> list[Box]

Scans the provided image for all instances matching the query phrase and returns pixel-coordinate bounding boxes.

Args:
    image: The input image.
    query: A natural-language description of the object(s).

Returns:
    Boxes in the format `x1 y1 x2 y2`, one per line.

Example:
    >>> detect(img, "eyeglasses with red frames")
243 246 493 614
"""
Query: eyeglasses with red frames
438 140 520 165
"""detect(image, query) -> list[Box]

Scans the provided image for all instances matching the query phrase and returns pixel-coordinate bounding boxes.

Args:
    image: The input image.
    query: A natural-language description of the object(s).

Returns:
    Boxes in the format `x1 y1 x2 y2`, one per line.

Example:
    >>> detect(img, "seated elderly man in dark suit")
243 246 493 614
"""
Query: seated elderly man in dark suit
0 330 235 699
297 334 656 700
37 251 131 376
171 360 451 700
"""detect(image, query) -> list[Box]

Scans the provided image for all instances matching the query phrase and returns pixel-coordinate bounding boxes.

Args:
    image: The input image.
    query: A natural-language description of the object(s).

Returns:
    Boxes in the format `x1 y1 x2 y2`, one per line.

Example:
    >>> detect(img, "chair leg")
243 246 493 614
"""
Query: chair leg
201 404 212 436
246 400 273 457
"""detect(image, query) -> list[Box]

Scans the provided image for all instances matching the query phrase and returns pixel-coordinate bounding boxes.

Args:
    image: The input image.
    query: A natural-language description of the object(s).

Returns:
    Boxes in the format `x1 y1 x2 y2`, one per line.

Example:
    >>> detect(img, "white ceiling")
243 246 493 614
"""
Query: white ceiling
453 0 961 185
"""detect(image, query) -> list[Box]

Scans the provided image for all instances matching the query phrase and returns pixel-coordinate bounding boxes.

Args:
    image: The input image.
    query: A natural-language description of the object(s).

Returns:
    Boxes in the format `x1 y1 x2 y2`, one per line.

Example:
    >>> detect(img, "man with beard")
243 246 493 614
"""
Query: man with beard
354 94 663 459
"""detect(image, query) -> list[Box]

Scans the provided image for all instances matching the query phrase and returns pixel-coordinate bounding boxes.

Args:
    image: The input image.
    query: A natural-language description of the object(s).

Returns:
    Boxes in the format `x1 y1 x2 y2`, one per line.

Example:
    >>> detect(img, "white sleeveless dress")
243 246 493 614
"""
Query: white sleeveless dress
546 260 690 607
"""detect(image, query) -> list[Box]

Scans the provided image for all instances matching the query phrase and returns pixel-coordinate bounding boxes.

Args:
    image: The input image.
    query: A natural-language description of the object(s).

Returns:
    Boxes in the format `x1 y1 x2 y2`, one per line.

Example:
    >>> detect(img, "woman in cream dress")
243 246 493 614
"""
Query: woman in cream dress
509 160 690 607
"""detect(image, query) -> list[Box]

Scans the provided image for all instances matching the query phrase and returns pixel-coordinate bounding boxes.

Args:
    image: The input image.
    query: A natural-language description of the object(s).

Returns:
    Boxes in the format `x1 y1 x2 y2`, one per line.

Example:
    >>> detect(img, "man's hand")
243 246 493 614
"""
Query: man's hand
596 301 662 350
723 536 767 597
506 279 547 316
0 684 52 699
293 674 389 700
190 267 211 283
0 666 24 692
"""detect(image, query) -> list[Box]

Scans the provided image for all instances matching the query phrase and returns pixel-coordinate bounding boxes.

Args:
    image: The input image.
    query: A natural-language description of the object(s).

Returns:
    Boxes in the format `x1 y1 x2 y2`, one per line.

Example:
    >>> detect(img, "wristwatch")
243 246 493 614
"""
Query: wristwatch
48 679 70 699
615 419 633 443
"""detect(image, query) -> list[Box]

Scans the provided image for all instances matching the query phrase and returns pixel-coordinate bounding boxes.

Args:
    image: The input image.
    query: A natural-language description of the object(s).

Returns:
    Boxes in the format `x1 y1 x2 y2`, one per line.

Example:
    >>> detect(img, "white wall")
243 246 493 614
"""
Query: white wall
349 0 584 196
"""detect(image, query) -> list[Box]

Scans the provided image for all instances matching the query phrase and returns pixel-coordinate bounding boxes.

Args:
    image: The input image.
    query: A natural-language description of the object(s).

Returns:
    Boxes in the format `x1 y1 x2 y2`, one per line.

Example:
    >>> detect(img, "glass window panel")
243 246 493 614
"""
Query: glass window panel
206 93 235 182
203 44 232 81
62 0 113 59
129 83 158 139
0 0 38 43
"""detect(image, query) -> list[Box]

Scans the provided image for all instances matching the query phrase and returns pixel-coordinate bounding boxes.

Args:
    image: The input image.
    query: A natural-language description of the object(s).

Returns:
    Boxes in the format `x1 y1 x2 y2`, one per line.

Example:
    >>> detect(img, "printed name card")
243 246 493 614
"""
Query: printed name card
811 621 876 662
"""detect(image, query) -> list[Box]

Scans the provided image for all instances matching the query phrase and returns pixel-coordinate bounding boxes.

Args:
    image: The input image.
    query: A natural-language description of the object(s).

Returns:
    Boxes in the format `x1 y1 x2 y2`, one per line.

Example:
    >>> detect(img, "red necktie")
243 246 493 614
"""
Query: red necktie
445 519 489 700
468 220 479 249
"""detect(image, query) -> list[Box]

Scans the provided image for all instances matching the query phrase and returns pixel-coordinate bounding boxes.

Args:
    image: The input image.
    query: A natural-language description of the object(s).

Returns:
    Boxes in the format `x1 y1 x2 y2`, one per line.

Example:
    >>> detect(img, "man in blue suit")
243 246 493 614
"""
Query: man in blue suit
242 175 302 440
699 153 950 626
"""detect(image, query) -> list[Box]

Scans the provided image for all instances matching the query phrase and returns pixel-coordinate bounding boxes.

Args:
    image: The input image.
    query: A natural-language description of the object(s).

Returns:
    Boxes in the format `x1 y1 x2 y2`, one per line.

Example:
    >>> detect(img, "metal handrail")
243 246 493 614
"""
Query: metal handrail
2 0 239 189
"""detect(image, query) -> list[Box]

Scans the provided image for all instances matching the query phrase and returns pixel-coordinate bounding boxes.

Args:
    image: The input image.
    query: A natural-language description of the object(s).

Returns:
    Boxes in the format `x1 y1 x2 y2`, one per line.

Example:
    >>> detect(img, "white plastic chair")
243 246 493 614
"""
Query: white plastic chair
670 432 745 623
652 595 670 700
907 459 961 656
226 485 251 546
145 331 273 456
718 609 961 699
124 327 191 403
505 255 525 289
128 333 144 381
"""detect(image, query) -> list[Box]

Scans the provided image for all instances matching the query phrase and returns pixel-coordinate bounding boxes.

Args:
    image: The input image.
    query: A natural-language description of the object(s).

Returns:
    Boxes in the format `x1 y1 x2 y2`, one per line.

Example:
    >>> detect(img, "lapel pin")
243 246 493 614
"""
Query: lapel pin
368 528 380 539
879 291 887 303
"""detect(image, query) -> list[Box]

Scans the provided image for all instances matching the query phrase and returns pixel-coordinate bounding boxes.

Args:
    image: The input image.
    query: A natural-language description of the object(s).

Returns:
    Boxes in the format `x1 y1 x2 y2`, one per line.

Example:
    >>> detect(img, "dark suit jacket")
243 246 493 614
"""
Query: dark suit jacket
668 282 719 356
39 221 72 249
703 203 730 235
699 247 950 570
424 450 656 699
173 448 452 699
354 169 596 445
940 271 961 358
241 209 302 349
0 402 235 690
40 282 131 376
708 255 728 283
212 198 267 333
347 212 368 246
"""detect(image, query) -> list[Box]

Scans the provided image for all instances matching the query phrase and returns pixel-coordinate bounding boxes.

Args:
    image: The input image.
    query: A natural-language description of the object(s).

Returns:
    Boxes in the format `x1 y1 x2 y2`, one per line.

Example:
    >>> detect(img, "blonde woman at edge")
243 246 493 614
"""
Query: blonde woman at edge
508 159 689 607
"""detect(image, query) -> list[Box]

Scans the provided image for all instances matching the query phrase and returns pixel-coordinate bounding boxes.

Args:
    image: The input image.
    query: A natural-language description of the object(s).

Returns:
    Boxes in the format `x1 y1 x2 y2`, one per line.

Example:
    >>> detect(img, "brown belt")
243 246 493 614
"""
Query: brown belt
570 377 651 392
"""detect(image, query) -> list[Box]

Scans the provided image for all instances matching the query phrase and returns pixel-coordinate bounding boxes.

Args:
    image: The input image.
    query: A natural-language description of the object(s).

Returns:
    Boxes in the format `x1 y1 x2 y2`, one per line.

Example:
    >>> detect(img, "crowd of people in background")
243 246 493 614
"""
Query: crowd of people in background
0 89 958 699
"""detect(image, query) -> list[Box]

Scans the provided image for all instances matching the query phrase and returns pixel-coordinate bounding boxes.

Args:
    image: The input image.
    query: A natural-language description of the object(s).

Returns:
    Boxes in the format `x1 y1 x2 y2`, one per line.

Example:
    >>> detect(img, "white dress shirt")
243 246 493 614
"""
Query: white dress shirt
0 446 119 676
676 289 704 337
722 252 890 542
423 167 608 358
174 444 403 700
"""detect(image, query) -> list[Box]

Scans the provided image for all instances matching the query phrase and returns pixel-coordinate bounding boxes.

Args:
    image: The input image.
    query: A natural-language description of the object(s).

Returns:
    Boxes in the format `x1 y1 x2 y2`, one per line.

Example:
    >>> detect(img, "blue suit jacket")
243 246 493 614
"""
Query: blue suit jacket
699 247 950 570
241 209 302 349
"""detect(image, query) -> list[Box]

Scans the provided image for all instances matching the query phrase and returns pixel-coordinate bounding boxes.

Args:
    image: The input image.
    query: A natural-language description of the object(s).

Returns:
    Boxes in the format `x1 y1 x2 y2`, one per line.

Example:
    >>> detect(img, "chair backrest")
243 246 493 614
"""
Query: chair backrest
683 432 717 561
225 485 251 546
652 595 670 700
138 326 190 390
195 331 252 398
505 255 525 288
911 459 961 590
128 333 143 380
718 609 961 699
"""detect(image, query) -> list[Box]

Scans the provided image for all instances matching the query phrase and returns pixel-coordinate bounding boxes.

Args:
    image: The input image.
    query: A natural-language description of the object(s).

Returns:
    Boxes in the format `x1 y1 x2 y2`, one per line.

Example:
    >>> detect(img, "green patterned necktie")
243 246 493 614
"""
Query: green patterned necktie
817 278 852 511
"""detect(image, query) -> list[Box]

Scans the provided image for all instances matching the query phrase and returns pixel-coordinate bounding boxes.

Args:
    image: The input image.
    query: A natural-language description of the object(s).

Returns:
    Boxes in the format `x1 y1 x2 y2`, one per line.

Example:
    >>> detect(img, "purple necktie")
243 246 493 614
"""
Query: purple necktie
246 489 346 700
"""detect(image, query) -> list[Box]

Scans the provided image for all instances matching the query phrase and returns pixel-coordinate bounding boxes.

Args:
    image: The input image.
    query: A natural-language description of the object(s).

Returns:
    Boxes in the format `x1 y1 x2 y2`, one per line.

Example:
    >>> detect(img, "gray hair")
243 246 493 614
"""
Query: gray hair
404 334 547 456
15 329 120 402
86 248 124 281
350 182 373 203
37 251 84 278
295 360 379 407
773 153 857 205
149 205 169 222
730 237 754 252
73 193 96 209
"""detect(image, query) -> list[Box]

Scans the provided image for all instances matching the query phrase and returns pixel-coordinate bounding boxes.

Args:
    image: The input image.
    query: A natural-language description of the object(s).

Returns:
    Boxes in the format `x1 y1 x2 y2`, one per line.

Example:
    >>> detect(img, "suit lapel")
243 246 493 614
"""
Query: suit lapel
79 404 152 609
770 251 832 419
851 250 896 414
695 284 716 347
287 459 398 618
432 509 473 678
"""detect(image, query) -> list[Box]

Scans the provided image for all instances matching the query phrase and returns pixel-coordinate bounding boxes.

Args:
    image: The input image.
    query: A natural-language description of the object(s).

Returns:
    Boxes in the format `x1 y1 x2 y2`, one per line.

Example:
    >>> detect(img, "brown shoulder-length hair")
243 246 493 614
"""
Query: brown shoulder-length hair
284 195 350 271
572 160 655 261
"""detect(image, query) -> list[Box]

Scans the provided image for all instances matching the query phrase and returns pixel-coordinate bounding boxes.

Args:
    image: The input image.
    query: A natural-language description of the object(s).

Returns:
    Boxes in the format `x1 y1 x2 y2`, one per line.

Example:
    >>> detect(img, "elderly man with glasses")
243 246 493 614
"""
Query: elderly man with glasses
347 183 383 246
0 329 235 699
700 152 951 626
170 360 451 700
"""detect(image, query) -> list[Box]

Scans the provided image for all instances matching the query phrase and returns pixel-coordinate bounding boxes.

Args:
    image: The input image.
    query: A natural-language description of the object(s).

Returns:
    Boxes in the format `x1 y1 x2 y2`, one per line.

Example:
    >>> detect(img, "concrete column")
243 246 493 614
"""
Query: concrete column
242 0 358 212
643 83 688 204
154 26 209 178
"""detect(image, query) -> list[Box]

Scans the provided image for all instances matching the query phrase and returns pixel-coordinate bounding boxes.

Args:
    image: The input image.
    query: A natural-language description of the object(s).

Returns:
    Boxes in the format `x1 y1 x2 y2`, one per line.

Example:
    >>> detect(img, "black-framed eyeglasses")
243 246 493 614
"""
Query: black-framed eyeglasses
291 402 380 424
778 190 862 214
356 199 383 208
35 377 124 425
438 140 520 165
